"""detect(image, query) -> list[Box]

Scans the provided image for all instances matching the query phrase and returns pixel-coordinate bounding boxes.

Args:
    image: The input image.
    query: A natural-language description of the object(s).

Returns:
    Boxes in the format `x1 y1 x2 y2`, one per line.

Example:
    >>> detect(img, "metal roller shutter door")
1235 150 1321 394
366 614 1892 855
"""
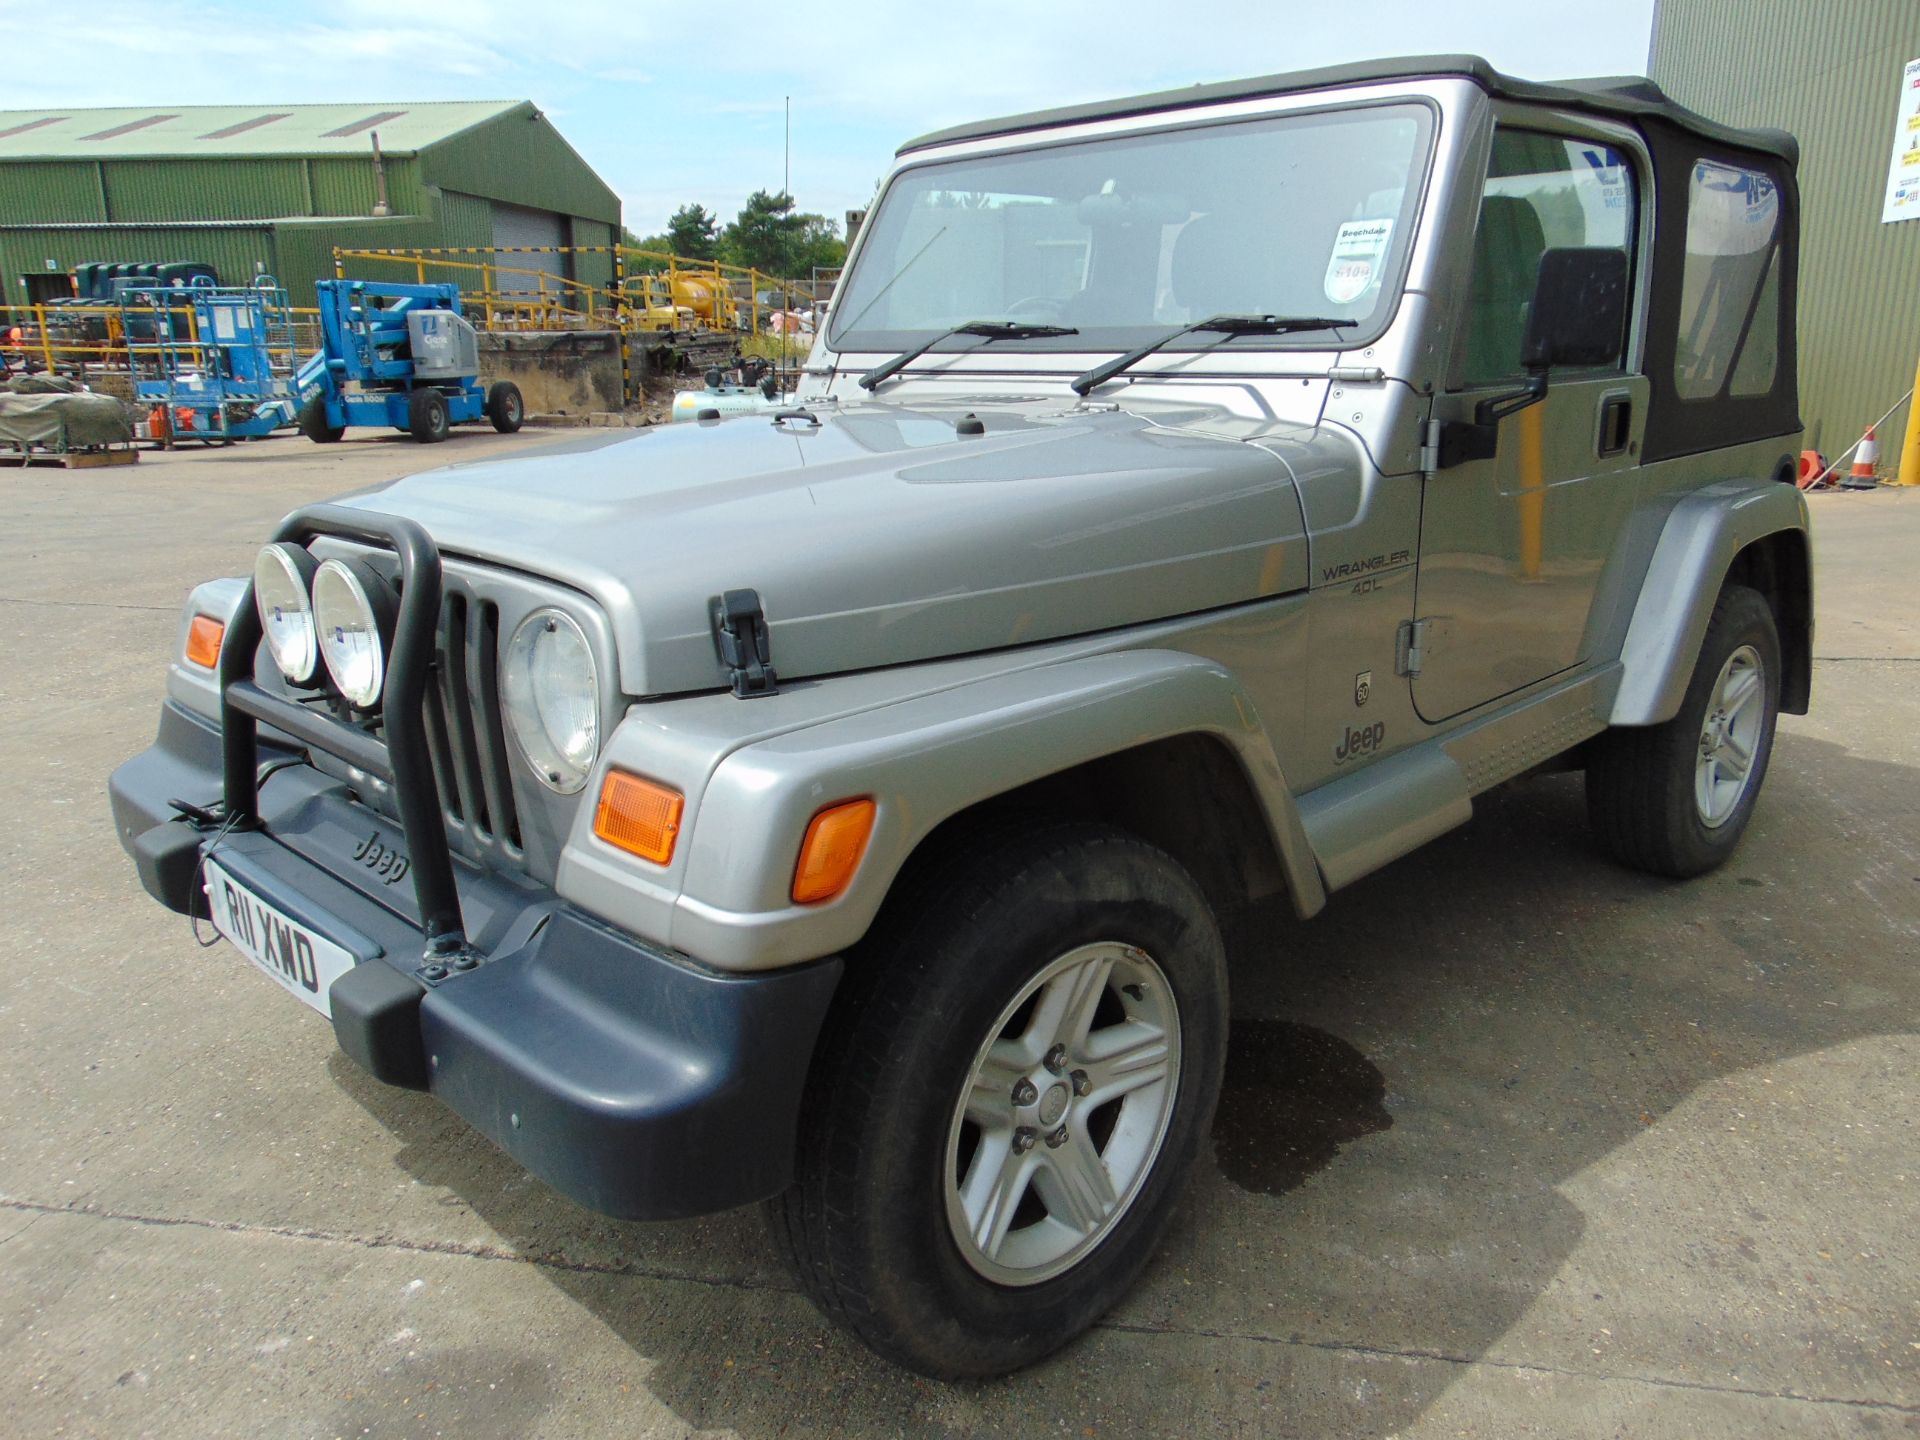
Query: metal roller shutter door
490 201 567 301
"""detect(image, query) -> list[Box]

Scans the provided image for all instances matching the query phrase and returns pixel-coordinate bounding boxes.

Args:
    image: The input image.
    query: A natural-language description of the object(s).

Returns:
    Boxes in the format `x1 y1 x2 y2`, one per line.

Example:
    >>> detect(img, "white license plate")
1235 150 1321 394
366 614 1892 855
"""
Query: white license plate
203 858 359 1017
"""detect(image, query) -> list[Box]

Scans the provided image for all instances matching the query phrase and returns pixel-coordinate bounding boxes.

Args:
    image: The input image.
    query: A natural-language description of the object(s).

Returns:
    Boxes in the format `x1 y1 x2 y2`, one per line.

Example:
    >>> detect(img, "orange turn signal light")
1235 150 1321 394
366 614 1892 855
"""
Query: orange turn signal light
184 614 225 670
593 771 684 866
792 799 877 905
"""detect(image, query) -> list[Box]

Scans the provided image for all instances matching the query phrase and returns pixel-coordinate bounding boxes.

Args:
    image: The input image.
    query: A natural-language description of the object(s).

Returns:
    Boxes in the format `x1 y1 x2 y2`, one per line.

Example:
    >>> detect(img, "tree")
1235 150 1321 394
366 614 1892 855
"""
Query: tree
621 227 670 272
665 203 720 261
721 190 846 278
791 213 849 275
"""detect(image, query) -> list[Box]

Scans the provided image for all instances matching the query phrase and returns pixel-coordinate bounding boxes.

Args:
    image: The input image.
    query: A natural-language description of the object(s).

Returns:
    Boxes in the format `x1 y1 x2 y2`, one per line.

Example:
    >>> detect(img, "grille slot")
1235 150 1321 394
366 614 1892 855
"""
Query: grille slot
468 599 523 851
428 588 522 857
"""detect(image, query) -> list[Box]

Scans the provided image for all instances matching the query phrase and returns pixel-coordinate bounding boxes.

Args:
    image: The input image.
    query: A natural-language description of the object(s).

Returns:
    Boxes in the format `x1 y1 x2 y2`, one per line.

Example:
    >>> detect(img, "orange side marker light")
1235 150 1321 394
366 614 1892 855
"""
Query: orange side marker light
792 799 877 905
593 771 684 866
184 614 225 669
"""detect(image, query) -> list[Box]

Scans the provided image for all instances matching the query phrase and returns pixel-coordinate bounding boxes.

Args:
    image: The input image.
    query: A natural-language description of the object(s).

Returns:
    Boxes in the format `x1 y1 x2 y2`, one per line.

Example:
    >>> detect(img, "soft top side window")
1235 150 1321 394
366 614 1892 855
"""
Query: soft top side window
1637 128 1798 464
1453 128 1638 388
1675 160 1781 401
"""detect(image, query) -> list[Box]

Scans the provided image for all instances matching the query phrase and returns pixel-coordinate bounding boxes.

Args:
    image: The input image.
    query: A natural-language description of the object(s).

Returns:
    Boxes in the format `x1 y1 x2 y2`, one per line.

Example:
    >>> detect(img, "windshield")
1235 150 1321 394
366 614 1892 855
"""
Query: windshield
831 102 1434 357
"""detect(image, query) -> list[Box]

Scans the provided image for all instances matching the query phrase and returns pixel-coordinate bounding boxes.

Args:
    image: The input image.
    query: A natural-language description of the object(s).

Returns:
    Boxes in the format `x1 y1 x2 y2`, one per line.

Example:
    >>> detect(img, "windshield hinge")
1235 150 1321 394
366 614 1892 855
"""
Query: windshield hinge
710 588 779 698
1395 618 1431 678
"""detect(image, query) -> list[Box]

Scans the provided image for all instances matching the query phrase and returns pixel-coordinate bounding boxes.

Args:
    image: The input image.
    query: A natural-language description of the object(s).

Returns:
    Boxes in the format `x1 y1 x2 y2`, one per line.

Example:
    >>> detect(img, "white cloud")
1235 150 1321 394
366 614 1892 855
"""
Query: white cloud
4 0 1657 234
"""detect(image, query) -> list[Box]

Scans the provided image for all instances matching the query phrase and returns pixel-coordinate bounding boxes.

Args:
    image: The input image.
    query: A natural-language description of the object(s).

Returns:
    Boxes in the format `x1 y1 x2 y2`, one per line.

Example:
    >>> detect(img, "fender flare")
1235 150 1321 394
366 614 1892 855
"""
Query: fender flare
666 648 1325 970
1610 479 1810 727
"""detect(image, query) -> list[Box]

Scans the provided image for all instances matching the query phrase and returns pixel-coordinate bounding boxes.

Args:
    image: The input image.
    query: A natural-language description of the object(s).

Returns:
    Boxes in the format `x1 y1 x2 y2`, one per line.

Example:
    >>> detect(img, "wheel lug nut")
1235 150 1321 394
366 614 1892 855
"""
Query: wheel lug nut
1070 1069 1090 1097
1045 1125 1069 1149
1011 1079 1038 1107
1012 1126 1038 1154
1043 1044 1068 1074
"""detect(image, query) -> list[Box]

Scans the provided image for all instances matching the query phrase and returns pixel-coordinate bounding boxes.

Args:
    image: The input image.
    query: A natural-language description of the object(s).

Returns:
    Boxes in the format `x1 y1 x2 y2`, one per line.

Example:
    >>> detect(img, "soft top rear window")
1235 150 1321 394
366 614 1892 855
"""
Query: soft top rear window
1675 160 1781 401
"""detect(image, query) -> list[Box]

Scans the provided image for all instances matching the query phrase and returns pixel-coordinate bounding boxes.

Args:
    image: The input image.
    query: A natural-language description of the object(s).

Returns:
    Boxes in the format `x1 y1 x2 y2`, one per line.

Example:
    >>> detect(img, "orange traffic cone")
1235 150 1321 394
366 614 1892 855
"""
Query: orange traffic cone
1842 426 1880 489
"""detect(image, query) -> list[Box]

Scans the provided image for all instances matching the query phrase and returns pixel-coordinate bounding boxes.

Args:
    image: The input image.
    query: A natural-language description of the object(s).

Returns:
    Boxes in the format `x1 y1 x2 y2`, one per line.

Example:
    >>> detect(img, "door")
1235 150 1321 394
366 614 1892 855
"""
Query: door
1412 127 1649 723
23 273 72 304
490 201 570 308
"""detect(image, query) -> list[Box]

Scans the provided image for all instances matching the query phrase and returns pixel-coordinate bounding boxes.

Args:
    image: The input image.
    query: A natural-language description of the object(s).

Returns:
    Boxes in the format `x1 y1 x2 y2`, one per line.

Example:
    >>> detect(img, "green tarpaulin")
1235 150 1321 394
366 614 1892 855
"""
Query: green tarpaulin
0 389 134 450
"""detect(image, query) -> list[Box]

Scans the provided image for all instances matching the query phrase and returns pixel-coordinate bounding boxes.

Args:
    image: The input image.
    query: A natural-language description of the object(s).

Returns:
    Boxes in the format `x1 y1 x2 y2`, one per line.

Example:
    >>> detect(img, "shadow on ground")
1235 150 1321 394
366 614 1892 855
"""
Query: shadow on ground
328 727 1918 1436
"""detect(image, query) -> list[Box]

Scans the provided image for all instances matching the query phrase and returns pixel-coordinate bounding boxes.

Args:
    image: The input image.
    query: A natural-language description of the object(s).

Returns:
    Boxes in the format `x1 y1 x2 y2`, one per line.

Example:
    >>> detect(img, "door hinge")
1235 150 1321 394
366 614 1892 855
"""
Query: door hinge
1421 415 1501 473
710 588 779 698
1419 418 1442 475
1395 618 1431 678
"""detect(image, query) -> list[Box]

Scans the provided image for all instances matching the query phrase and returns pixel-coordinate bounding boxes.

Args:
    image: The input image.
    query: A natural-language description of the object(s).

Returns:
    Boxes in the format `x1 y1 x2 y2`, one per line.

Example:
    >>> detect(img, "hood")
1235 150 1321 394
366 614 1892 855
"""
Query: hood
347 398 1314 696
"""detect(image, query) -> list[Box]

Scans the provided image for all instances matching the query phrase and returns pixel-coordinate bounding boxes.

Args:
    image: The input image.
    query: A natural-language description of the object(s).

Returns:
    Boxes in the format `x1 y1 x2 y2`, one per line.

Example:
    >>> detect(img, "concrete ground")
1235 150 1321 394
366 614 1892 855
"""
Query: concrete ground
0 431 1914 1439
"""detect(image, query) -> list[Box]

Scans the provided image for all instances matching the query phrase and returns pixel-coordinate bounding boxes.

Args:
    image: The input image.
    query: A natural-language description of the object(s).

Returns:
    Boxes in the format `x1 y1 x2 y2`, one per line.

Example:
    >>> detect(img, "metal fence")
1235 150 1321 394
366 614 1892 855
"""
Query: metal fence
2 299 321 385
330 245 822 330
329 243 825 403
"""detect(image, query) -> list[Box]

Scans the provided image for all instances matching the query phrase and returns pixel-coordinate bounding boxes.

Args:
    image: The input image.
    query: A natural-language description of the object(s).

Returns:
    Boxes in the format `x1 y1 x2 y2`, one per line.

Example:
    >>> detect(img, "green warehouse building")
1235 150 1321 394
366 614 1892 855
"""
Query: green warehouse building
0 101 620 309
1653 0 1920 463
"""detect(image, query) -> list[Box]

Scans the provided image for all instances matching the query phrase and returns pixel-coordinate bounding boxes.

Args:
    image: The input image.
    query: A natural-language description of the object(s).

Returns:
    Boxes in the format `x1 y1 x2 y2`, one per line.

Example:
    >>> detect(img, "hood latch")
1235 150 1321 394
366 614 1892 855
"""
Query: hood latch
710 588 779 699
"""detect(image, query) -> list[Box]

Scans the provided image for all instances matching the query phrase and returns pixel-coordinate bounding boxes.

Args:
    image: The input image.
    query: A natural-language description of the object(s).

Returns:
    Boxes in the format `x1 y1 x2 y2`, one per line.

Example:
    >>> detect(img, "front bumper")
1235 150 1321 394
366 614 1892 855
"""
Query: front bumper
108 700 843 1222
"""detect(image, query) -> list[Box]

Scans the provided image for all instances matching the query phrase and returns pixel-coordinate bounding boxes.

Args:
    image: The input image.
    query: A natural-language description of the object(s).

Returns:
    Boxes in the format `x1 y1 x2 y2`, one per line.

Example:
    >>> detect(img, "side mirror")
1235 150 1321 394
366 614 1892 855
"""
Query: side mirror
1521 247 1629 371
1435 247 1631 470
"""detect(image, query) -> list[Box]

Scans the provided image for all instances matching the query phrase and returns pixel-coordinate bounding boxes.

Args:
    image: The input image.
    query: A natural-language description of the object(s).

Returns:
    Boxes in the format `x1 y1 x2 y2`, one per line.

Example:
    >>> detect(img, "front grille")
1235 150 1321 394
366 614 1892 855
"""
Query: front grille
284 534 606 886
423 585 523 857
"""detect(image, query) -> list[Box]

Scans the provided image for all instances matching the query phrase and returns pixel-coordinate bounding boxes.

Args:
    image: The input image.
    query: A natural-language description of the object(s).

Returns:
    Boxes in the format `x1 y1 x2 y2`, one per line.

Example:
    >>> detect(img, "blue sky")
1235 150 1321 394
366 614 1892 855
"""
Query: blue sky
1 0 1656 236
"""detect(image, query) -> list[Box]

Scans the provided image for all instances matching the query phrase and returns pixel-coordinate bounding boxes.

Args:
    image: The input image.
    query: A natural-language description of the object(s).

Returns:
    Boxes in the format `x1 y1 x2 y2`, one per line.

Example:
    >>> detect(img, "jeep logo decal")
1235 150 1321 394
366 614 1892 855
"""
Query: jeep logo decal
352 830 411 886
1334 721 1386 764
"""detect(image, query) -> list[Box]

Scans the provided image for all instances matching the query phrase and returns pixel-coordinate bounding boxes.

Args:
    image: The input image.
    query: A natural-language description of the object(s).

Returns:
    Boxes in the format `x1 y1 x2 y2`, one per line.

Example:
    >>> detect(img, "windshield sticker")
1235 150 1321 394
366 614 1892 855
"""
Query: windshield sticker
1324 219 1393 305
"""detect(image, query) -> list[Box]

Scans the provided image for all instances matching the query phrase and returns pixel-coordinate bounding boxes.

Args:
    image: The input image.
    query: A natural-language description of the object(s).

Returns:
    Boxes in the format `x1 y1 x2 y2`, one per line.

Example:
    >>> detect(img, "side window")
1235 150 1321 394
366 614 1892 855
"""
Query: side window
1454 129 1637 387
1677 160 1781 400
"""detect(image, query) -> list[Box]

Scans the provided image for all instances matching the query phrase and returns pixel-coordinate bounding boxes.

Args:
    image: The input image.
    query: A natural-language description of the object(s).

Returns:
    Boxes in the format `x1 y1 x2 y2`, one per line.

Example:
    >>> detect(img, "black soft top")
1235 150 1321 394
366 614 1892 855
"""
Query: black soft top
897 53 1797 166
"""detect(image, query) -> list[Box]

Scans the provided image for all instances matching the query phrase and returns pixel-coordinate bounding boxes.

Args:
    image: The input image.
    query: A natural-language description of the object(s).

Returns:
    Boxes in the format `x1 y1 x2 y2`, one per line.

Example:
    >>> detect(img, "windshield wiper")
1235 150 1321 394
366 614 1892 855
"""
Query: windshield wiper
1069 313 1349 396
858 320 1079 391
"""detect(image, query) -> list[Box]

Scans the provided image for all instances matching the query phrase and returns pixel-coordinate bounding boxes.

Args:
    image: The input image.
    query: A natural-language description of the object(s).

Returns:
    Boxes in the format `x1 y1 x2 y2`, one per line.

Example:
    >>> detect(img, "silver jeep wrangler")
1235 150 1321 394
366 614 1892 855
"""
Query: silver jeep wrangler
109 56 1811 1378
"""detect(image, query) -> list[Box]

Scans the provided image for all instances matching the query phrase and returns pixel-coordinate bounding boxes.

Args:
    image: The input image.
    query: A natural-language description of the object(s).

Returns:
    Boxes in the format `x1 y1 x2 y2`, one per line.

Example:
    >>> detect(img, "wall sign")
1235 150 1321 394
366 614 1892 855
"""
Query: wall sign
1882 57 1920 225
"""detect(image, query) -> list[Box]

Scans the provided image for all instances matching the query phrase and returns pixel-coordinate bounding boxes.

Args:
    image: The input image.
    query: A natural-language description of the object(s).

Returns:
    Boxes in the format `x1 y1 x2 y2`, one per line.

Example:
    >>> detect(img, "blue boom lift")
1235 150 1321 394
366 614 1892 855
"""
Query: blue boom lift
299 279 523 444
119 280 300 443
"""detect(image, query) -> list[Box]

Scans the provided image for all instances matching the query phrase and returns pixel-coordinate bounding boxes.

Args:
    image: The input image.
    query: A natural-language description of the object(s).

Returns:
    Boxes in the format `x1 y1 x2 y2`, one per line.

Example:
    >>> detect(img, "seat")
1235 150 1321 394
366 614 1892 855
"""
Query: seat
1459 196 1547 383
1170 214 1265 319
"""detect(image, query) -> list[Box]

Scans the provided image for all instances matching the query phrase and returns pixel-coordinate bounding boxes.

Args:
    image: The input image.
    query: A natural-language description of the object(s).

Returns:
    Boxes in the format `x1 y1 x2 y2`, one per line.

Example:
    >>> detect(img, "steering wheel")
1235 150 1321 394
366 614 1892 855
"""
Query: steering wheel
1005 294 1068 321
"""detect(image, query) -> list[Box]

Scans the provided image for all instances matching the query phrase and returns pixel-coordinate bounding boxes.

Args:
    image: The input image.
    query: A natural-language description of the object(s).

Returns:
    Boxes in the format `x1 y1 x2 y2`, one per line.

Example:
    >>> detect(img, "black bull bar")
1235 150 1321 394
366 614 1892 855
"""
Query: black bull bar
218 503 469 958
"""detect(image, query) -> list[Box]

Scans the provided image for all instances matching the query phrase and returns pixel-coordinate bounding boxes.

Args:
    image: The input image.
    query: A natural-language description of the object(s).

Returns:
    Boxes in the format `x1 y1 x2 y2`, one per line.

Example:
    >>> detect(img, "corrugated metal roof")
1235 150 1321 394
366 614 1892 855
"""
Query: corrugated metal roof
0 101 526 159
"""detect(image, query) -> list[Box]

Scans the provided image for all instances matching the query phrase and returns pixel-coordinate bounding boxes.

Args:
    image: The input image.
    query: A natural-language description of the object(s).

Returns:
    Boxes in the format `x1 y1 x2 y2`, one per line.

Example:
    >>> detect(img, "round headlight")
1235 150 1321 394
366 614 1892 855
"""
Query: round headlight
253 543 318 684
502 609 600 793
312 558 395 709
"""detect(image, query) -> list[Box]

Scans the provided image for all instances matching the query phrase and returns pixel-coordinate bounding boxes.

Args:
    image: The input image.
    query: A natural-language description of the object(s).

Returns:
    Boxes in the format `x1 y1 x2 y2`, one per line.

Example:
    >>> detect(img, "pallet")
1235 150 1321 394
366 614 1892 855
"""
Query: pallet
4 446 139 469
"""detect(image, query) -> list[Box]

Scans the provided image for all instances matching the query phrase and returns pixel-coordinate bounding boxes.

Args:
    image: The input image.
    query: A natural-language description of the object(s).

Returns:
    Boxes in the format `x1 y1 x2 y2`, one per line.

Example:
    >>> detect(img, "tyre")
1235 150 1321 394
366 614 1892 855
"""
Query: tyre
486 381 525 433
1586 583 1781 877
407 389 450 444
297 395 344 444
767 820 1228 1379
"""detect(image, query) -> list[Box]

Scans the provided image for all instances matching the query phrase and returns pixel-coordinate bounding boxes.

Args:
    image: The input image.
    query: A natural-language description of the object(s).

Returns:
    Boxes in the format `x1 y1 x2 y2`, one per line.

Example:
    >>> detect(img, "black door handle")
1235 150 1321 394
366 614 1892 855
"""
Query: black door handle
1598 394 1632 457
